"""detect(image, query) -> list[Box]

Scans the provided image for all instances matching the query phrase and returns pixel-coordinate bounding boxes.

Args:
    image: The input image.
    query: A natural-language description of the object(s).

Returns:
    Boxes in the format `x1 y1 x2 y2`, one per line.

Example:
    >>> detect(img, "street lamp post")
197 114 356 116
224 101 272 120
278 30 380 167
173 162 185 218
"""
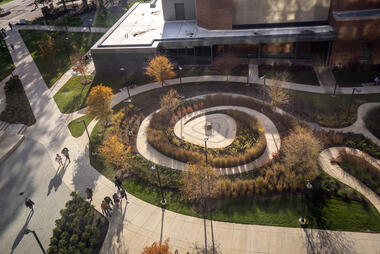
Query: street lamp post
204 136 209 164
300 180 313 225
346 88 356 120
64 37 70 59
87 19 92 32
259 75 266 111
150 165 166 206
24 229 46 254
76 119 90 141
120 67 131 98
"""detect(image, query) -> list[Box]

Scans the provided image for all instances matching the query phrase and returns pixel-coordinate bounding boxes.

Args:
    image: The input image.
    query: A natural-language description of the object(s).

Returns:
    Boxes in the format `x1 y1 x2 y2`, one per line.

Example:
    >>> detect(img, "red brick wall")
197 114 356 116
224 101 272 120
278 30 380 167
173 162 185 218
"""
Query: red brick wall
196 0 232 30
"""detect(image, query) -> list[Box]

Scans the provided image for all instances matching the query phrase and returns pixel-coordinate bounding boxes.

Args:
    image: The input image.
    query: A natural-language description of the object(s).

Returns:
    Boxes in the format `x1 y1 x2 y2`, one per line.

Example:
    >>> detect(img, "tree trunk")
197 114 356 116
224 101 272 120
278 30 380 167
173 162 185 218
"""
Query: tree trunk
82 0 88 9
62 0 67 11
98 0 104 9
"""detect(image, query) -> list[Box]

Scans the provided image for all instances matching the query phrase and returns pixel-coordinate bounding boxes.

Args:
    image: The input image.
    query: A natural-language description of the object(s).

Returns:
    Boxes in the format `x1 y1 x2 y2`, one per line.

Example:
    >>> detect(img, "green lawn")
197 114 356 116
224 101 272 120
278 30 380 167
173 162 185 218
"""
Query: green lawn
53 75 93 113
0 0 15 5
334 71 379 87
365 106 380 139
0 43 14 81
68 114 94 137
0 76 36 126
19 30 103 88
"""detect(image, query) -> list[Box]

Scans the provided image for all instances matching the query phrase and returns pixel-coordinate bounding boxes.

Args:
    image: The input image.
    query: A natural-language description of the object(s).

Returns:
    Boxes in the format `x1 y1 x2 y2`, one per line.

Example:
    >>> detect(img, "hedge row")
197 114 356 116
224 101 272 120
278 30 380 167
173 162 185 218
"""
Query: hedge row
47 192 108 254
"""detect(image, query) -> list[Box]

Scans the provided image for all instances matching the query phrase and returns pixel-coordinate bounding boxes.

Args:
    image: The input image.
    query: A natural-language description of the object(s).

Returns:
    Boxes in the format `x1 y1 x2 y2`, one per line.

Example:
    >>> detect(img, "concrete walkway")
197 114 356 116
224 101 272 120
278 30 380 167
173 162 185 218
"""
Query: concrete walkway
2 27 380 253
318 147 380 213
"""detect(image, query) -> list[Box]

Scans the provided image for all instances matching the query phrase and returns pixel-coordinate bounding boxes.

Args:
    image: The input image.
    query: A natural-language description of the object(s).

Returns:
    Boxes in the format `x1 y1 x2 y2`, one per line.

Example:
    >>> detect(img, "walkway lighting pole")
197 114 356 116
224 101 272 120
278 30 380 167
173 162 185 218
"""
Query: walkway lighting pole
76 119 90 141
346 88 356 120
88 18 92 32
150 165 166 206
300 180 313 225
120 67 131 98
204 136 209 164
332 82 338 97
260 75 266 111
24 229 46 254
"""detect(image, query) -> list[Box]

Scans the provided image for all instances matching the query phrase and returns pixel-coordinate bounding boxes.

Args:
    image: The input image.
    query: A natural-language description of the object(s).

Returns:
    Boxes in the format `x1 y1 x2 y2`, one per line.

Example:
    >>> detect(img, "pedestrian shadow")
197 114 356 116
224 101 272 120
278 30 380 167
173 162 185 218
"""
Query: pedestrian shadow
100 200 128 254
10 210 34 254
47 163 68 196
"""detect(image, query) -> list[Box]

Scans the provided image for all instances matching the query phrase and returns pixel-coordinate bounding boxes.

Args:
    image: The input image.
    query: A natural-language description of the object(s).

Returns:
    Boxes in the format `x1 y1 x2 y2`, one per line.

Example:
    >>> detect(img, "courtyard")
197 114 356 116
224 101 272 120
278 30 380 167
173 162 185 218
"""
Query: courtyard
0 0 380 253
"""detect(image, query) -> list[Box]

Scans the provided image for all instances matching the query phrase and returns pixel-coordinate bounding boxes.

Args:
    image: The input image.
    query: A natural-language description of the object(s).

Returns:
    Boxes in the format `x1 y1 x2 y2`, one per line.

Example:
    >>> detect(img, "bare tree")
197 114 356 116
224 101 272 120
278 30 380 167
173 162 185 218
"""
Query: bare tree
214 53 240 80
160 89 181 112
267 73 290 108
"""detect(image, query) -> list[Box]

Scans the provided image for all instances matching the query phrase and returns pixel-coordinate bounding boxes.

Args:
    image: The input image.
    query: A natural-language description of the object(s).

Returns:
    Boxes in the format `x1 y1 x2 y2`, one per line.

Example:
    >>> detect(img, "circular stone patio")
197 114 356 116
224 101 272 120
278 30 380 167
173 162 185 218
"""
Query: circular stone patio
173 113 236 148
136 94 281 175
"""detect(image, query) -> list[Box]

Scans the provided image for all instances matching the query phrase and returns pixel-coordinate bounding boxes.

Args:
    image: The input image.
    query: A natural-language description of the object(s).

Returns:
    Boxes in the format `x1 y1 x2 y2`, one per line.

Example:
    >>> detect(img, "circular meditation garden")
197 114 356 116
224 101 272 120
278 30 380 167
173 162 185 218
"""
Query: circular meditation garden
90 83 380 231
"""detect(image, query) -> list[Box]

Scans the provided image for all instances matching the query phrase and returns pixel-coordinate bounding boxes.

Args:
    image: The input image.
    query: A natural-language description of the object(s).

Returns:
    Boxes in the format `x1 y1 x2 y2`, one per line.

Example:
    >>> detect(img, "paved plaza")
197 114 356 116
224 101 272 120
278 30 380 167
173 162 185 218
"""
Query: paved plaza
174 113 237 148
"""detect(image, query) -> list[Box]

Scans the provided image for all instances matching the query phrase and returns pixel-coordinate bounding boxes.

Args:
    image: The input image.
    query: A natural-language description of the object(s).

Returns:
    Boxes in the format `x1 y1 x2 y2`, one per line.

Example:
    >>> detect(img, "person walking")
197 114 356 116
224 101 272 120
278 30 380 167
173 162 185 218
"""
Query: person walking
61 147 70 163
86 186 93 201
1 28 6 38
10 44 14 51
114 176 122 191
55 154 63 167
33 0 38 9
104 196 113 210
8 22 13 30
112 193 120 208
101 201 111 217
375 76 380 86
120 189 128 203
25 198 35 211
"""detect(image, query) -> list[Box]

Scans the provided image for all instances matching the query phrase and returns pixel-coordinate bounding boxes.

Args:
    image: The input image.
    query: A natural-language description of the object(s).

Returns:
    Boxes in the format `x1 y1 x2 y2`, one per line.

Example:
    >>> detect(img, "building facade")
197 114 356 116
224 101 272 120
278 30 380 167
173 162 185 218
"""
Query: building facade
90 0 379 75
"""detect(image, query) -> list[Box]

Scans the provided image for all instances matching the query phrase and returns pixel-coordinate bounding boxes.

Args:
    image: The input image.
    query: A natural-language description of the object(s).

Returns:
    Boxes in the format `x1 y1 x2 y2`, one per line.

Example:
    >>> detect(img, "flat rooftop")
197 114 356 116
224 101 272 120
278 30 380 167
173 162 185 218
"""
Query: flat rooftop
99 1 335 48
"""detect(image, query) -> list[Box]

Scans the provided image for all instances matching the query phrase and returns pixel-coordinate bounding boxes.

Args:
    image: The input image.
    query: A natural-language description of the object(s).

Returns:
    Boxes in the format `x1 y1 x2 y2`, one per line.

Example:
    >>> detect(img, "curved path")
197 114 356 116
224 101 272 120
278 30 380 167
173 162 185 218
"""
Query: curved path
312 102 380 145
318 147 380 213
137 103 281 175
3 26 380 253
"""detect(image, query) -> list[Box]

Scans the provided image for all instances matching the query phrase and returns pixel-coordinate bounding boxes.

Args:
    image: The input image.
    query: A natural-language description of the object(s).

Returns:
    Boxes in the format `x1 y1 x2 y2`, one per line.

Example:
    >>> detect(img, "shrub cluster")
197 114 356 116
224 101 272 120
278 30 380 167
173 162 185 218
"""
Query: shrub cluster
0 76 36 126
334 150 380 196
47 192 108 254
148 96 268 167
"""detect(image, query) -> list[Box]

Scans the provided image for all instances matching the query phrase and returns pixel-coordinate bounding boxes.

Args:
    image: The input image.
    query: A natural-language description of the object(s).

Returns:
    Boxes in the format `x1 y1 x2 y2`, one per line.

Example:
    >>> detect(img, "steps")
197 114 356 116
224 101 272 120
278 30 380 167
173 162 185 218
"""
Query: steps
0 121 27 164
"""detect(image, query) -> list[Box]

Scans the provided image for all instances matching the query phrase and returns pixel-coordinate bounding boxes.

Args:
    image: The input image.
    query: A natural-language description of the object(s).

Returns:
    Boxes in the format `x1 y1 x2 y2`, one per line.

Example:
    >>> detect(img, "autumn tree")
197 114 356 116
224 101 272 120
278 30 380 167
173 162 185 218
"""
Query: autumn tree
282 127 322 189
214 53 240 80
182 161 220 214
39 33 56 57
141 238 172 254
86 84 114 124
98 134 131 171
70 46 90 85
160 89 181 112
267 73 290 108
146 56 176 87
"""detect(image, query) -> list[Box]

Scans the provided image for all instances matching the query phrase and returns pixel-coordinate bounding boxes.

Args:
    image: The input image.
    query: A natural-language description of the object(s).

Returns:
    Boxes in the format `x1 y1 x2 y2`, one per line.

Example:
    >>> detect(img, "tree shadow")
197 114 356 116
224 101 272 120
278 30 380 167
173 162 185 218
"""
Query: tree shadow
10 210 34 254
47 162 68 196
100 199 128 254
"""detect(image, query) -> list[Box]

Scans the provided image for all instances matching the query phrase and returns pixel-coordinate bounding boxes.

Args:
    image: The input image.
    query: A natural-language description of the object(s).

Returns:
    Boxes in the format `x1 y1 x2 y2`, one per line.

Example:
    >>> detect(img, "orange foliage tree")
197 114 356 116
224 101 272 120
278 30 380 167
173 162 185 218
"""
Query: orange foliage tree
182 161 220 213
86 84 114 124
70 45 89 85
160 89 181 112
141 238 172 254
98 134 131 171
146 56 176 87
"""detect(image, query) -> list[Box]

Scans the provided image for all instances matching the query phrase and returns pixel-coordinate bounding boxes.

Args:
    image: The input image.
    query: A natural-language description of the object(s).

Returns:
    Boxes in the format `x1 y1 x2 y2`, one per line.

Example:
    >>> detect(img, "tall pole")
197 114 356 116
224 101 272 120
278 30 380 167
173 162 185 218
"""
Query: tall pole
210 214 215 254
179 66 183 138
204 137 208 164
332 82 338 97
260 75 266 111
151 165 165 205
346 88 356 120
